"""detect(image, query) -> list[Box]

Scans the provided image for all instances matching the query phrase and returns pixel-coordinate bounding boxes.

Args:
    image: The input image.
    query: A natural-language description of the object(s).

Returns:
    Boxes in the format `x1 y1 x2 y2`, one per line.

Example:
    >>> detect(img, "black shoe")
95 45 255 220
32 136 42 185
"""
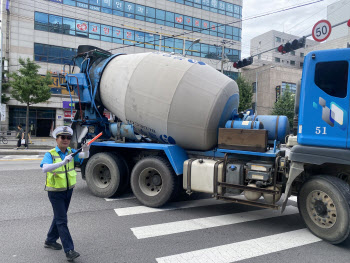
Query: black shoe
44 241 62 250
66 250 80 261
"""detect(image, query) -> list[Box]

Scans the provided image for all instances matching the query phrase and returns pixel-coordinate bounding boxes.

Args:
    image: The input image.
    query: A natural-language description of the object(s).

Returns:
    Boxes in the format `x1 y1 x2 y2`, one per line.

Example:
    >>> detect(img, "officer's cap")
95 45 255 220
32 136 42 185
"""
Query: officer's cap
52 126 73 139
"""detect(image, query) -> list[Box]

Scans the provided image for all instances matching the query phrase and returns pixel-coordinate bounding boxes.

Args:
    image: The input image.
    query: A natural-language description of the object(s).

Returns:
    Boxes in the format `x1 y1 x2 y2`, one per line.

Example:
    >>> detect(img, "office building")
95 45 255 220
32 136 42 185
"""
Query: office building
0 0 243 135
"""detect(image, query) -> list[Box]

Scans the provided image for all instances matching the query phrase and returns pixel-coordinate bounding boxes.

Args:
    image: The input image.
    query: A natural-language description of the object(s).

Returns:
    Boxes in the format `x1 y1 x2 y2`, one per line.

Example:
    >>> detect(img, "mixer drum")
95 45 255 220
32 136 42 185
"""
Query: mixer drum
99 52 239 150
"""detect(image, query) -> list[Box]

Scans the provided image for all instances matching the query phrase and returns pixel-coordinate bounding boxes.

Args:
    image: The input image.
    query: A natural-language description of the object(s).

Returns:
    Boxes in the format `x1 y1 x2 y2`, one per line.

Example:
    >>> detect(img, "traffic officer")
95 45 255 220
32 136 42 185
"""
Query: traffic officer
40 126 89 261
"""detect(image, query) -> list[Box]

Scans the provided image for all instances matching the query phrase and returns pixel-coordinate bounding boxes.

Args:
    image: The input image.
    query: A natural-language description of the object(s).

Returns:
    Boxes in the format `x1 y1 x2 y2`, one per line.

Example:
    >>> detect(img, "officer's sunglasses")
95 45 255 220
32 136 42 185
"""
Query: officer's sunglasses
60 135 72 140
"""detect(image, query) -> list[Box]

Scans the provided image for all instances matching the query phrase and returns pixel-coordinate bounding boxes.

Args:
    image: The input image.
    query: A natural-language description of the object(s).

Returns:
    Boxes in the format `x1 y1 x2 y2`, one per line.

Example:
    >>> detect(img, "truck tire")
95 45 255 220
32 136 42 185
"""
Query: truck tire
85 152 128 198
130 156 179 207
298 175 350 244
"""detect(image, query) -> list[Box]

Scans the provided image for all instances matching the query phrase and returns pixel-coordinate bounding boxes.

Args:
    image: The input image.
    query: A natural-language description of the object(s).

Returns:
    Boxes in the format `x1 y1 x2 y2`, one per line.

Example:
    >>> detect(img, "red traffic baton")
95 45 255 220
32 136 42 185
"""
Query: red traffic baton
71 132 103 157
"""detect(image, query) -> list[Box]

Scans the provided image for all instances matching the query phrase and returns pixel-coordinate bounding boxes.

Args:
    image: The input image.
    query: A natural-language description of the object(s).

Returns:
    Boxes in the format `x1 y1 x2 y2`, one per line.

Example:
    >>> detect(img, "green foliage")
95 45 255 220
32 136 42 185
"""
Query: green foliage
236 76 253 112
9 58 52 105
1 82 11 104
271 86 295 127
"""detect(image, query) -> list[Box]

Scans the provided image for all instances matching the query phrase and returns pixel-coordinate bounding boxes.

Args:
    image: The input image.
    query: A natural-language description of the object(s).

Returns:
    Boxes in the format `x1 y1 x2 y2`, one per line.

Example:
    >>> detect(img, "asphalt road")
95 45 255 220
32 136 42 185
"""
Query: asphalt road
0 155 349 263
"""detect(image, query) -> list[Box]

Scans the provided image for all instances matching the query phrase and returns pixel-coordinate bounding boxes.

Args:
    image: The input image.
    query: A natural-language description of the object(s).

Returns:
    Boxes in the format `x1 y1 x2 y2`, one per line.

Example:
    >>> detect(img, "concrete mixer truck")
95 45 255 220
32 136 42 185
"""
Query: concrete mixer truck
62 45 350 244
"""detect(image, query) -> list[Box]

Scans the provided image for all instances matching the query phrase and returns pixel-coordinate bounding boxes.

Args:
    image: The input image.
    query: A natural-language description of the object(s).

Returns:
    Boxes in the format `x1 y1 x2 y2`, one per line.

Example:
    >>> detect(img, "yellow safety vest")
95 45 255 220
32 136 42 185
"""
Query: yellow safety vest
45 147 77 191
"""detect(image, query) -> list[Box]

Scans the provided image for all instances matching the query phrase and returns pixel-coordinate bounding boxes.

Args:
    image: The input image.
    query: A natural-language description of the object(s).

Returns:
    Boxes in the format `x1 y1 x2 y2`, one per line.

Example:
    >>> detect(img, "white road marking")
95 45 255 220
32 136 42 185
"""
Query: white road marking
156 228 321 263
132 205 299 239
114 198 227 216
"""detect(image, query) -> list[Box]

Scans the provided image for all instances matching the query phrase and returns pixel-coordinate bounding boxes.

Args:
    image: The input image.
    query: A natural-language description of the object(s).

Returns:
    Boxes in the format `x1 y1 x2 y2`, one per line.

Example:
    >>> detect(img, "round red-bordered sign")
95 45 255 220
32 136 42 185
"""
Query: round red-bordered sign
312 20 332 42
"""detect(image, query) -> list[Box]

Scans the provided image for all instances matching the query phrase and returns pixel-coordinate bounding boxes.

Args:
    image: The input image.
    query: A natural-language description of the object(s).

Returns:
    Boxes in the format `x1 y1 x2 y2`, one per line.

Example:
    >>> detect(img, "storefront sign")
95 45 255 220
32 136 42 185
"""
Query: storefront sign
63 101 75 109
64 110 77 118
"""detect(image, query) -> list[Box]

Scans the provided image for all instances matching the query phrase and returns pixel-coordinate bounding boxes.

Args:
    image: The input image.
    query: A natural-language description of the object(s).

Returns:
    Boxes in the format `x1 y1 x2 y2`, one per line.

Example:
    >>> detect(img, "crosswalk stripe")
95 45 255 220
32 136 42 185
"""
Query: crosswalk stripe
156 228 321 263
131 205 299 239
114 198 227 216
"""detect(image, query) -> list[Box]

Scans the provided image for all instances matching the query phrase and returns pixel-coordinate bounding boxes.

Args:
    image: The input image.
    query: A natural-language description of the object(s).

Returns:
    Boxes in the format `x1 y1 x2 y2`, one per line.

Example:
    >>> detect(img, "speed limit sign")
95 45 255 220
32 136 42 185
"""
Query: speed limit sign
312 20 332 42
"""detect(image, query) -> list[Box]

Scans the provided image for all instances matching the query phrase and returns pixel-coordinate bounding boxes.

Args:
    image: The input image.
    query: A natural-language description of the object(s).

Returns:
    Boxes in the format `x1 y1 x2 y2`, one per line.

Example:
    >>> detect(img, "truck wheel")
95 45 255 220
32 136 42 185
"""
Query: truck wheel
85 152 128 198
298 175 350 244
130 156 178 207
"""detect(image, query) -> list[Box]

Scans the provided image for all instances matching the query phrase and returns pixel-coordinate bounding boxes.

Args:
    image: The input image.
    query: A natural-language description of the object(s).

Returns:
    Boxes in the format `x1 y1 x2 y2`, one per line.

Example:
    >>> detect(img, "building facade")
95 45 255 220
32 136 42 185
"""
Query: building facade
327 0 350 41
250 30 318 69
0 0 242 135
241 65 302 115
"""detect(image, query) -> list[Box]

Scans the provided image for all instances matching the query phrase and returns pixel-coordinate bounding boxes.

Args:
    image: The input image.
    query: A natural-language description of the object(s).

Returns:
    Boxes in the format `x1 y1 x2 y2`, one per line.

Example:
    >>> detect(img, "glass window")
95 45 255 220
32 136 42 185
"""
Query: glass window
101 25 112 36
184 16 192 27
124 2 134 13
63 17 75 35
63 0 76 6
281 82 296 94
34 43 47 62
202 0 210 10
89 5 101 12
156 9 165 20
101 36 112 42
89 34 100 40
175 14 183 29
136 4 145 16
166 12 174 22
315 61 348 98
176 0 185 4
135 31 145 47
49 15 62 33
102 0 112 8
77 2 88 8
275 57 280 63
192 42 200 57
211 0 218 8
113 27 123 38
202 20 209 34
225 25 233 36
209 45 219 59
232 27 239 37
218 24 224 37
89 0 100 6
113 0 123 11
146 7 155 18
89 22 100 35
275 37 281 43
194 0 201 8
76 20 89 37
185 1 193 6
101 7 112 14
165 38 174 52
174 39 183 54
48 45 62 64
210 21 217 36
201 43 209 58
154 35 165 51
193 18 201 32
145 33 155 49
124 29 134 45
34 12 48 31
291 51 295 56
290 60 295 65
300 52 304 57
300 62 304 67
226 3 233 13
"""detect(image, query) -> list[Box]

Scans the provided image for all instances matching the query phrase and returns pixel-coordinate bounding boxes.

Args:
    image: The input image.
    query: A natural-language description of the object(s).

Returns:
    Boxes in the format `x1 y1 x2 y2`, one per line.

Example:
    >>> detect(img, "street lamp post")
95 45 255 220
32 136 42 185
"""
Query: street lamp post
255 66 274 115
184 38 201 57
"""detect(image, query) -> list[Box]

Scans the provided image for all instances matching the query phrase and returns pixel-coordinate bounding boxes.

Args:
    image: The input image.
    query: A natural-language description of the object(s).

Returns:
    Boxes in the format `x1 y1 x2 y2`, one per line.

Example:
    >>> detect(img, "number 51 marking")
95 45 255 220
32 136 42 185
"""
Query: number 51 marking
315 127 327 134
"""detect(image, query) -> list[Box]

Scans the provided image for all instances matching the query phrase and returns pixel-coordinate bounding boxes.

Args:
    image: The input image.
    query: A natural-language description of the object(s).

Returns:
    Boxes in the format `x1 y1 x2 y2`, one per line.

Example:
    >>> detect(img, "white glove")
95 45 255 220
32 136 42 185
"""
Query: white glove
42 154 73 173
82 143 90 152
78 144 90 159
62 154 73 165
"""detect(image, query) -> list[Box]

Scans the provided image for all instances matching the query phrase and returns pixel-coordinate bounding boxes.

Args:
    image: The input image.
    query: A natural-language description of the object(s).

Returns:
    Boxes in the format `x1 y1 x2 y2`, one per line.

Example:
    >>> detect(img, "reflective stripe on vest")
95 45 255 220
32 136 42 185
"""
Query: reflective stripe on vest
45 147 77 191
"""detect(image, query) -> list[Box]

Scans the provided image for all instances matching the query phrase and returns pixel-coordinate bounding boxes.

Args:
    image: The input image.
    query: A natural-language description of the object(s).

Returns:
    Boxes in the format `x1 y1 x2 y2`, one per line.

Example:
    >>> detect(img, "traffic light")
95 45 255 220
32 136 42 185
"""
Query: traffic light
277 37 305 54
233 57 253 69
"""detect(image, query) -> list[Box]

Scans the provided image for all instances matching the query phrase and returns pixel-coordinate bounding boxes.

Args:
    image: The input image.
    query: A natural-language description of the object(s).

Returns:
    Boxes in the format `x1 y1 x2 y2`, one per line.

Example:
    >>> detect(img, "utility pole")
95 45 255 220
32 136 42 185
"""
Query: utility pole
0 2 3 132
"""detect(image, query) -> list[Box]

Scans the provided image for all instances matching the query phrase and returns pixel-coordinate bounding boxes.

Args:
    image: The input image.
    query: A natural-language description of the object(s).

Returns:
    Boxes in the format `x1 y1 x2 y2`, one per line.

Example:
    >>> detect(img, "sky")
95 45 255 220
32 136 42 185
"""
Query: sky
241 0 342 58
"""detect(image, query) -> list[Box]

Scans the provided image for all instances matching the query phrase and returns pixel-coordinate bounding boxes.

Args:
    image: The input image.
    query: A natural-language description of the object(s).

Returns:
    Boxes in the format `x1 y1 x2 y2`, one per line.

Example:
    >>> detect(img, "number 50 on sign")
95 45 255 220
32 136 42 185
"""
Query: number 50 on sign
312 20 332 42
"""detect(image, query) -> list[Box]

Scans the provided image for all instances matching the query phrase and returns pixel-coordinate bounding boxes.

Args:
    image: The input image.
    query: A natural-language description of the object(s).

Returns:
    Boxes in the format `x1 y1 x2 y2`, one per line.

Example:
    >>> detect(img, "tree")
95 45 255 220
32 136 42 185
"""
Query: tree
271 86 295 128
236 76 253 112
8 58 52 147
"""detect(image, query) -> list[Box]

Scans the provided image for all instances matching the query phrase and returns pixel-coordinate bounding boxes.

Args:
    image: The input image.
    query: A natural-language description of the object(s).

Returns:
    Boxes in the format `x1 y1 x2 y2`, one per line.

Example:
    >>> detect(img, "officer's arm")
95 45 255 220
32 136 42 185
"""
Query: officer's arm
41 154 73 173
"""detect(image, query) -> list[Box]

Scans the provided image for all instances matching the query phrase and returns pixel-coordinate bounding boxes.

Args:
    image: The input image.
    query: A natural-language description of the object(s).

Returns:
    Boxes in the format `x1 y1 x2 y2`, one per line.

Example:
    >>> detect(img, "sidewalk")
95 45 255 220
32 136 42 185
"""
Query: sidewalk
0 137 56 155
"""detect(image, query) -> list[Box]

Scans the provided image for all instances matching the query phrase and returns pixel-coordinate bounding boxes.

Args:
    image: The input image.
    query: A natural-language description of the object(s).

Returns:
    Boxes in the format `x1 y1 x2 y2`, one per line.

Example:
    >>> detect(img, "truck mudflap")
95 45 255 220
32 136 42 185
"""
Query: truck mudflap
281 162 304 212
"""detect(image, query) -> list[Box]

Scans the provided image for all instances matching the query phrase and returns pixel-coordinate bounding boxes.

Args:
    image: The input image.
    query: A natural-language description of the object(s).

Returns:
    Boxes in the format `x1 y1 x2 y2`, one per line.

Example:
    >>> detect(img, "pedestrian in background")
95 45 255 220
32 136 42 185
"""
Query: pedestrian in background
40 126 90 261
15 124 27 150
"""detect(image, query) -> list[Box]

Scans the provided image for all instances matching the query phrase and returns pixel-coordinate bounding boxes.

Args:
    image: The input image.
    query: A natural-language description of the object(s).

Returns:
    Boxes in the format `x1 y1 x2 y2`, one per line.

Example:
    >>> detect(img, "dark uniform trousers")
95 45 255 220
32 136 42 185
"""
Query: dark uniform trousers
47 189 74 253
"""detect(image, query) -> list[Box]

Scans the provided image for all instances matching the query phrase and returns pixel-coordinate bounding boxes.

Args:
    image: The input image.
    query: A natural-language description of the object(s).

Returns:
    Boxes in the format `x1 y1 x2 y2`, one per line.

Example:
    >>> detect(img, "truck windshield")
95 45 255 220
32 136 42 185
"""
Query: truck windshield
314 61 348 98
